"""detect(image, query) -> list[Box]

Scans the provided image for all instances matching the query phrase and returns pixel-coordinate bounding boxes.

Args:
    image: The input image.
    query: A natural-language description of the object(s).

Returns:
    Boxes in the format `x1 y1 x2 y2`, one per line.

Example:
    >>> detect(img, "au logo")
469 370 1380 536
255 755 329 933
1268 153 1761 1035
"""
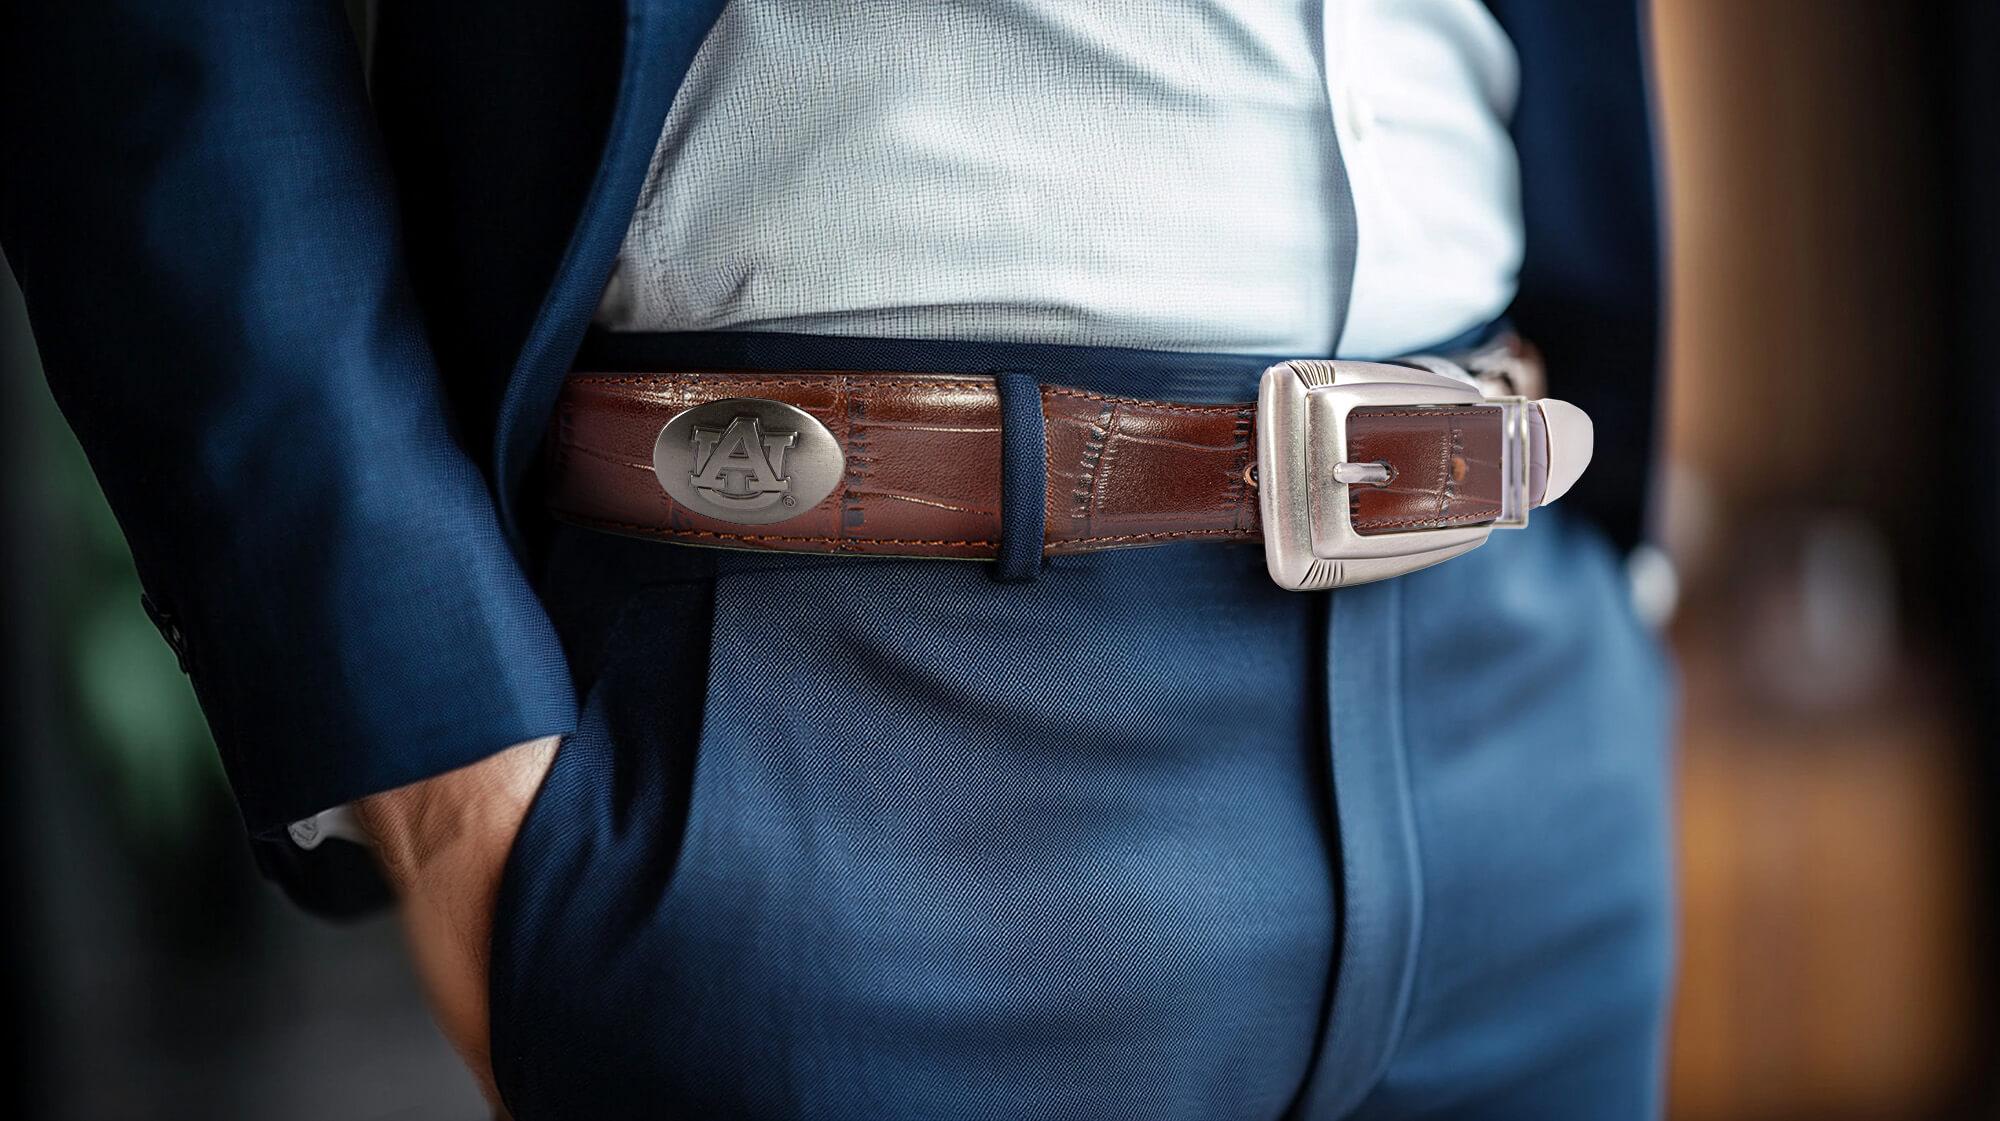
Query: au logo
654 397 844 526
689 416 797 510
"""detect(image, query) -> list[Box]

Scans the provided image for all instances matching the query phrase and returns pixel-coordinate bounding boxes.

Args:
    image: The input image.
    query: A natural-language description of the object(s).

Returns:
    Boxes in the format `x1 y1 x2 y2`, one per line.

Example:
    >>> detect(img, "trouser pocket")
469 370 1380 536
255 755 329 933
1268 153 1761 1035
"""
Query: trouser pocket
486 579 717 1116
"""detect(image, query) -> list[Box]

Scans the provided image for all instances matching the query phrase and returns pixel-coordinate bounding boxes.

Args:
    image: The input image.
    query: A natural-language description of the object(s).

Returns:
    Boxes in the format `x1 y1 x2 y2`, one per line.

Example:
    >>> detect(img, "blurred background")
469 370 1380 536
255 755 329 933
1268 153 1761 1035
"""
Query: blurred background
4 0 1998 1118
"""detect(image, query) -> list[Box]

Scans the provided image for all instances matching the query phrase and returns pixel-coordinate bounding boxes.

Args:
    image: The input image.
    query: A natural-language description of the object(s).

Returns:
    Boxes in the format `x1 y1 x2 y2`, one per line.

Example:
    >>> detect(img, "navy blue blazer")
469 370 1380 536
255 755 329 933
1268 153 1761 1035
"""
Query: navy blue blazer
2 0 1659 910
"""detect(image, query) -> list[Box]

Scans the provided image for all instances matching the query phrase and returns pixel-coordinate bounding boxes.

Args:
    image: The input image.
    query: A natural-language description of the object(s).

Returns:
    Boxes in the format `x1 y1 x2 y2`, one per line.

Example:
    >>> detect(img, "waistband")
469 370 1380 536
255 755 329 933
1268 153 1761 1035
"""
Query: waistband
572 318 1507 401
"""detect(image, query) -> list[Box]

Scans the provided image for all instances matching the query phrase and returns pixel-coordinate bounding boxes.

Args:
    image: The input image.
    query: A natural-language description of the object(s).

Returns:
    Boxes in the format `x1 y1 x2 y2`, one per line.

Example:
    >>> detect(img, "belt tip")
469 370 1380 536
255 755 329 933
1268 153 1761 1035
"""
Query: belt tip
1536 398 1593 507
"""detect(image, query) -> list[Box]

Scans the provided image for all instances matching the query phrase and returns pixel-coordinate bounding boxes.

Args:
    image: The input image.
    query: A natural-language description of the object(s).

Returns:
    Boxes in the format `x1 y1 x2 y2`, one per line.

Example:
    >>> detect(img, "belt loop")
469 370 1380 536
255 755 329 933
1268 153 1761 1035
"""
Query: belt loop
991 371 1046 583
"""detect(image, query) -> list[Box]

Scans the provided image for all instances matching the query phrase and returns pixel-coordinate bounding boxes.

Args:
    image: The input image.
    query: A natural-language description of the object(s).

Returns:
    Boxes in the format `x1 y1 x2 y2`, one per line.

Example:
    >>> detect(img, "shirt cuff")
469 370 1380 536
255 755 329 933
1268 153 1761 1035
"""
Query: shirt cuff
286 804 369 850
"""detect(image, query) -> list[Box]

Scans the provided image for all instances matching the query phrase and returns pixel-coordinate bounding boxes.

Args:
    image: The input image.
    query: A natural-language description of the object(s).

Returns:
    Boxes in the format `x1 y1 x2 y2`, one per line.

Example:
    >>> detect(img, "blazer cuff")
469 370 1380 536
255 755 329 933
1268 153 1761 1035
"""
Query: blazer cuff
127 464 579 839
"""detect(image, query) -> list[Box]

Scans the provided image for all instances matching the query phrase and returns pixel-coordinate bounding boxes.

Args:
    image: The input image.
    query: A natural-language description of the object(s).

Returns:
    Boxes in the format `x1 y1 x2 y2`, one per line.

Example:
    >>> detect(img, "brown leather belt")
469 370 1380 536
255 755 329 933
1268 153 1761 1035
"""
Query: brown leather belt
547 336 1592 588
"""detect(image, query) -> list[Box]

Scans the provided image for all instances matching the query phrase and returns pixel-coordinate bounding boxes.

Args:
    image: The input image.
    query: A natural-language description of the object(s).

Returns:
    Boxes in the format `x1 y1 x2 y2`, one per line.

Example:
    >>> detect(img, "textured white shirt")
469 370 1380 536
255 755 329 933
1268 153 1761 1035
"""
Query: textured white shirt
596 0 1523 359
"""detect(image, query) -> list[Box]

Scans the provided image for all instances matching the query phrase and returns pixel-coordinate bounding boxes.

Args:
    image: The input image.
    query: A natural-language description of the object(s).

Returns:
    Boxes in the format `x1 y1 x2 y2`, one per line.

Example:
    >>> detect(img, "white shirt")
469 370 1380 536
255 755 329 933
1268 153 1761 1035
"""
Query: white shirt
595 0 1523 359
294 0 1524 850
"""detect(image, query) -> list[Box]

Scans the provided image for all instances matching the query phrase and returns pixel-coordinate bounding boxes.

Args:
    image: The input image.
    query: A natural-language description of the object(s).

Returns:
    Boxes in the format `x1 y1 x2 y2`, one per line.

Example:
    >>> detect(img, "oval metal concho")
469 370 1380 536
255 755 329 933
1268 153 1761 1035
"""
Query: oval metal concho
653 397 844 526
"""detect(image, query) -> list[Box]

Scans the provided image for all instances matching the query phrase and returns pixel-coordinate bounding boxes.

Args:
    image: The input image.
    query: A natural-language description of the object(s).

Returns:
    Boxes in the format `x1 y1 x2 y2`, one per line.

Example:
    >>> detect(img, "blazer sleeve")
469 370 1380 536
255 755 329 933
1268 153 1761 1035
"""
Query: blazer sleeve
2 2 578 866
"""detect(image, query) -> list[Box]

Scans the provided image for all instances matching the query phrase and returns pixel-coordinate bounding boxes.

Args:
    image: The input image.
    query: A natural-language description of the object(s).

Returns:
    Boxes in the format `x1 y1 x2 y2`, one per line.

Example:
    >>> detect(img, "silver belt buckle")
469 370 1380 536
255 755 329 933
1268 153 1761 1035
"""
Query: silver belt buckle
1256 358 1536 591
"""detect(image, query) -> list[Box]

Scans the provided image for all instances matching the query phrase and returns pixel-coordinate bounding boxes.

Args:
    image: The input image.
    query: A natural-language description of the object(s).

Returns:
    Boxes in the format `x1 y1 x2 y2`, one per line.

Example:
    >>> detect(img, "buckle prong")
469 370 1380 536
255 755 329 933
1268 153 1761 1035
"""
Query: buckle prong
1331 461 1393 486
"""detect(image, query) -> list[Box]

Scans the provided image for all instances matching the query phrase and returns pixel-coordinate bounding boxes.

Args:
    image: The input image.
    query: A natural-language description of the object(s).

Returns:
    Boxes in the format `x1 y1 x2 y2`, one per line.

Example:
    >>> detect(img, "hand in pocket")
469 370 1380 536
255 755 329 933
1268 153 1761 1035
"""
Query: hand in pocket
354 735 560 1114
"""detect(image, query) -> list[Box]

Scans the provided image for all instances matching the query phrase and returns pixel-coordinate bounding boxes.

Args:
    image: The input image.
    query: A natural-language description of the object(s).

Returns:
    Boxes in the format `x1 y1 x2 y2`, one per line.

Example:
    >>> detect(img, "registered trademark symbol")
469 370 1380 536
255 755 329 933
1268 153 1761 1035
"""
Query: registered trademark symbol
783 495 796 506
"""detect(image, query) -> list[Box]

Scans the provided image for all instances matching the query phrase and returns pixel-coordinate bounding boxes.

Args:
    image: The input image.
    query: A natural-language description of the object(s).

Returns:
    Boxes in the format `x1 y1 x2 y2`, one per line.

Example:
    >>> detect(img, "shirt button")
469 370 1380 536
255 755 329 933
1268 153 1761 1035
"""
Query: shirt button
1346 94 1376 141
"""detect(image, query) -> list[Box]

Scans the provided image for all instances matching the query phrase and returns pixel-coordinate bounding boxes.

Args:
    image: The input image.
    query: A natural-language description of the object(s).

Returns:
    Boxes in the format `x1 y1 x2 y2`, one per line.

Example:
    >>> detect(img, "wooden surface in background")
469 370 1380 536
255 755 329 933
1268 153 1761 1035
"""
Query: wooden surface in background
1653 2 1976 1119
1669 651 1975 1121
1654 0 1940 515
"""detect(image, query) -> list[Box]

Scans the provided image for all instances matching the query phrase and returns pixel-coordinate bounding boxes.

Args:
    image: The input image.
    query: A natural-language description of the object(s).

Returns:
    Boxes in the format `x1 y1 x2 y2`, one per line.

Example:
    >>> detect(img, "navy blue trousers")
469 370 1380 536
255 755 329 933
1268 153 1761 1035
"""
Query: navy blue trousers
490 334 1674 1119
